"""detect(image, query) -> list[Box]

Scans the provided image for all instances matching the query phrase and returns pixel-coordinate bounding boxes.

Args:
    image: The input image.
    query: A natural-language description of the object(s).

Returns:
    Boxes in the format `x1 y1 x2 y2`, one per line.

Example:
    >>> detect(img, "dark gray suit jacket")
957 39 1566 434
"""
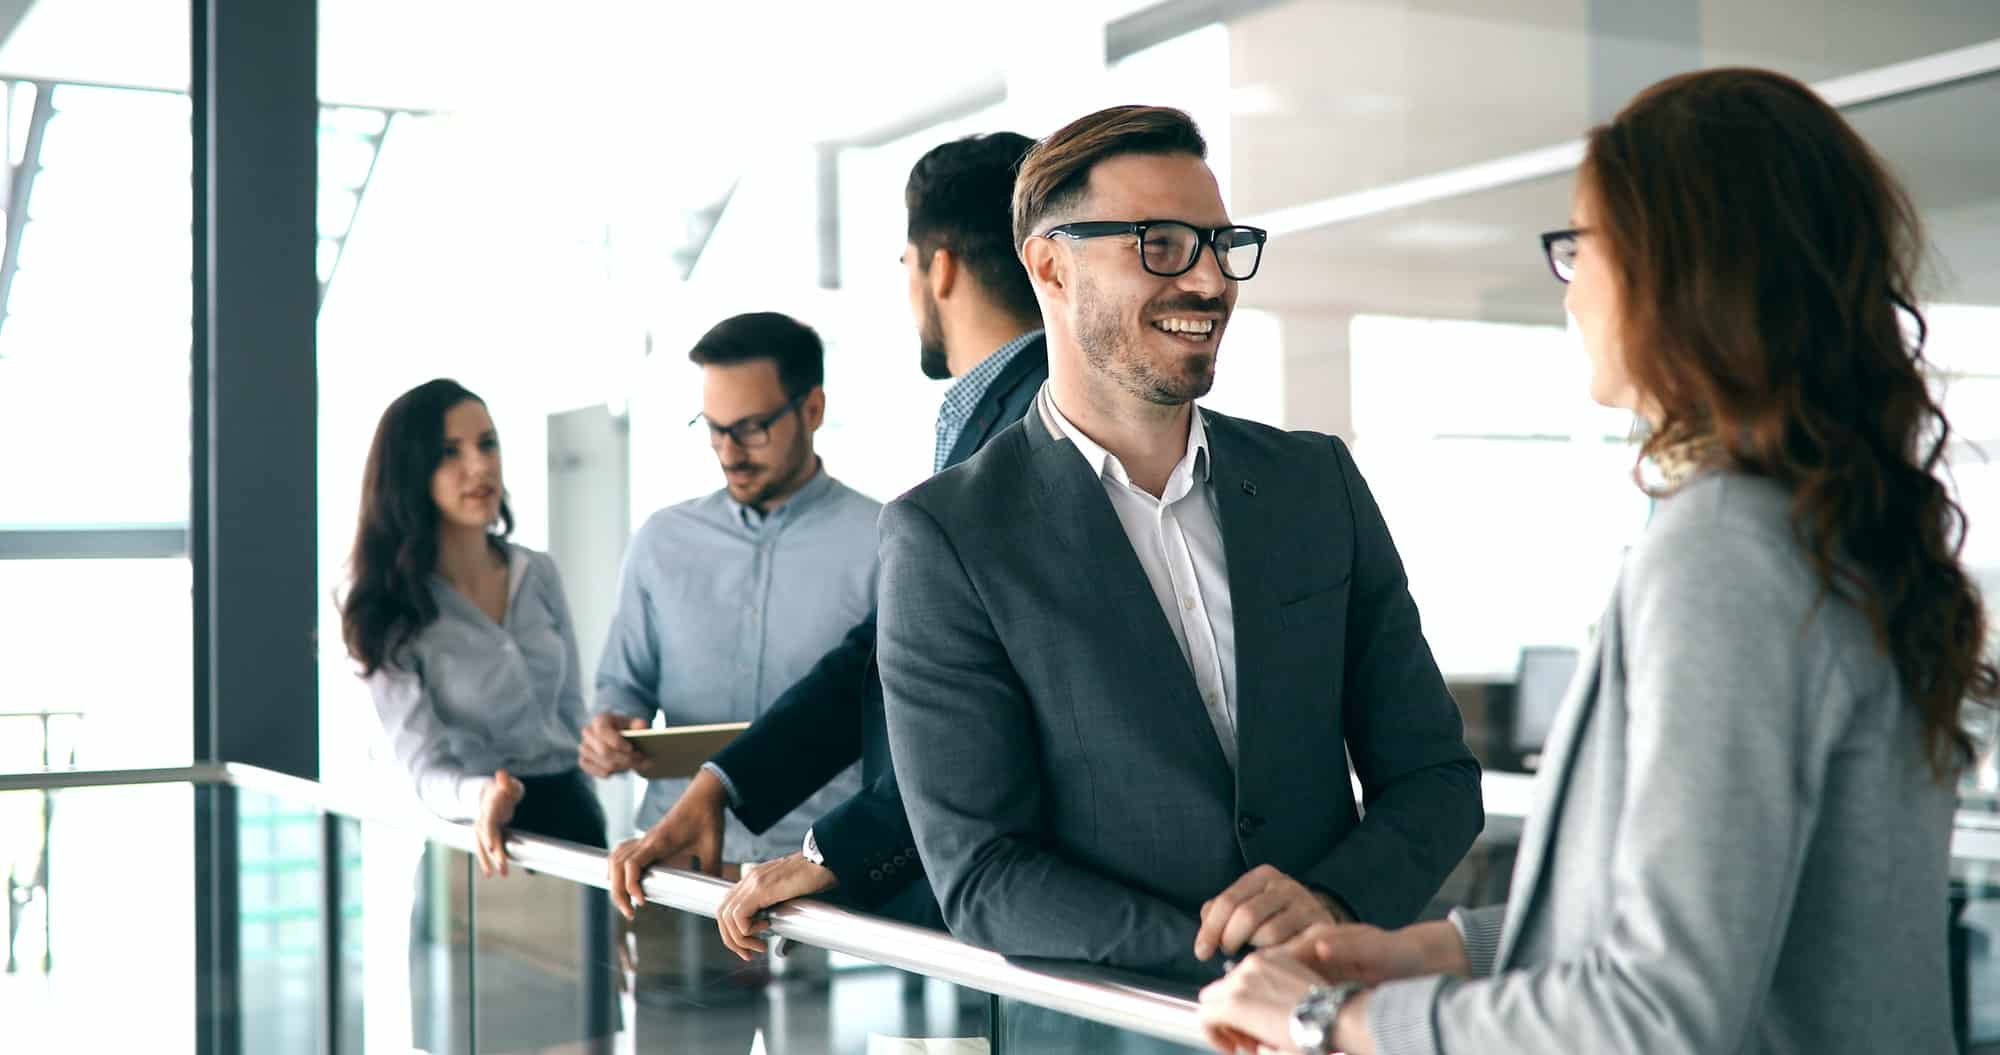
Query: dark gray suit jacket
877 401 1483 982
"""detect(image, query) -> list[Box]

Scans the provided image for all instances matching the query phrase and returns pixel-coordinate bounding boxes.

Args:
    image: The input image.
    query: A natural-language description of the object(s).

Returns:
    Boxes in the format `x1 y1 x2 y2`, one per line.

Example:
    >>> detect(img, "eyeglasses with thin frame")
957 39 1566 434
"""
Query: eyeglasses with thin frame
689 391 807 449
1540 227 1590 284
1043 220 1269 281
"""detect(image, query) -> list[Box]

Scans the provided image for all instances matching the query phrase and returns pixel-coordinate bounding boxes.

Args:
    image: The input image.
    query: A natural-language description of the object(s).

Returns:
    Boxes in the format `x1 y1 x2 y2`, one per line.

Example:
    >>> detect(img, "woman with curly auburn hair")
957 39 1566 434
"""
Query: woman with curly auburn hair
1200 67 1995 1055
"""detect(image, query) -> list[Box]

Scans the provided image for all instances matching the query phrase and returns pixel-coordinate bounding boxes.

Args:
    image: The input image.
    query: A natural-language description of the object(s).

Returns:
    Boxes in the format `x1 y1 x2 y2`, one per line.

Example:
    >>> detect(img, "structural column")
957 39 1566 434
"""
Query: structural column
193 0 319 778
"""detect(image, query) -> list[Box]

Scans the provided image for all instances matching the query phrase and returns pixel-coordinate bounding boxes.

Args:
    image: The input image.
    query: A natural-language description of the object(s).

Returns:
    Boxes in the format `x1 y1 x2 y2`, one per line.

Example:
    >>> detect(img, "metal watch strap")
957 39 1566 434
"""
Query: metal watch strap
1289 981 1363 1055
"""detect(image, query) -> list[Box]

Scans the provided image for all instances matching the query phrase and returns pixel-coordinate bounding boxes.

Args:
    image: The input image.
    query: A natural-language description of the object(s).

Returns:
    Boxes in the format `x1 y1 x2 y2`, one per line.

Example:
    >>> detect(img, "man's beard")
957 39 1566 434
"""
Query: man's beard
724 429 812 510
1075 277 1221 406
918 293 950 380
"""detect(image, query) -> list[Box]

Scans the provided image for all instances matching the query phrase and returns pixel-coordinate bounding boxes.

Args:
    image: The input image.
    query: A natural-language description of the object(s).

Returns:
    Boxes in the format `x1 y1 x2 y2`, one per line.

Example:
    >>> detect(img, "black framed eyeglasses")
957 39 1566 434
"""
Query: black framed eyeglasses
1044 220 1268 281
1540 227 1590 284
689 391 807 449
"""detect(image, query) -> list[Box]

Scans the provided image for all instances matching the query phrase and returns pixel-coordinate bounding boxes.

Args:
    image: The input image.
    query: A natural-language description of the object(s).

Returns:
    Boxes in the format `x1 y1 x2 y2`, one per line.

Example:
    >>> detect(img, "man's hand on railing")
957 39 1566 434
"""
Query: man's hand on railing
606 766 729 919
474 769 525 878
716 852 837 959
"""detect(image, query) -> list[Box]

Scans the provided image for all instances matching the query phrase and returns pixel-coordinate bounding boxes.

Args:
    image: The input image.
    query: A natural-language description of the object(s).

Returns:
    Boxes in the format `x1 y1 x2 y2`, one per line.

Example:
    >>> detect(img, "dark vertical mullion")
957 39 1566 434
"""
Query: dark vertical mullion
194 0 317 1050
204 0 318 779
190 0 217 1040
321 814 342 1055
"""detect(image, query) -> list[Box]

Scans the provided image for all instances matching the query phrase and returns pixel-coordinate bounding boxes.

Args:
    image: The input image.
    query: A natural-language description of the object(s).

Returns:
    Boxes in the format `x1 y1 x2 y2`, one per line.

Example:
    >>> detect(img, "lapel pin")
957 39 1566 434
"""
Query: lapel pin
1241 479 1258 496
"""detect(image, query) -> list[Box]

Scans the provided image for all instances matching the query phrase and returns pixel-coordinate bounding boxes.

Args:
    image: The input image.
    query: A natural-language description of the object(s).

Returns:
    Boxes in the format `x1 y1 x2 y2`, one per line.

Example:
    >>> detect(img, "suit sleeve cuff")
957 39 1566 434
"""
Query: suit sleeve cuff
1368 975 1448 1055
1307 882 1358 923
1447 905 1504 978
701 761 744 810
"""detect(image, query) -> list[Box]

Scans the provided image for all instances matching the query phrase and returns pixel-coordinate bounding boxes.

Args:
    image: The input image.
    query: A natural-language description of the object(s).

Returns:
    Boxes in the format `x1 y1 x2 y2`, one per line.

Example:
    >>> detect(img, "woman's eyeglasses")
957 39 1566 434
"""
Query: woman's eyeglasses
1539 227 1590 284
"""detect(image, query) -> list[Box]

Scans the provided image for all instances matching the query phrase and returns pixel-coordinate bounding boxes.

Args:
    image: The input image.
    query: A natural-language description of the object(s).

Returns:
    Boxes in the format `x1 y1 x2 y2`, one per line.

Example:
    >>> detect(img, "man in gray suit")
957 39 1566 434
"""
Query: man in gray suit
876 105 1483 985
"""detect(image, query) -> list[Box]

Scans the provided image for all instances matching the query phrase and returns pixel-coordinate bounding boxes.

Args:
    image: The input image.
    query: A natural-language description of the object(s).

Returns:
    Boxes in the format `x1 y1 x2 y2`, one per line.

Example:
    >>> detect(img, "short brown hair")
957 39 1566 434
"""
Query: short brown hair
1011 105 1207 250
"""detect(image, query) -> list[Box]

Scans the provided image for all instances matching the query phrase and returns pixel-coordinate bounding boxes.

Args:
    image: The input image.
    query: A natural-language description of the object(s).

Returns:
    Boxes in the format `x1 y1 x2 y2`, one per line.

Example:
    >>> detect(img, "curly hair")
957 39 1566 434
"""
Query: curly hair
1584 67 1996 782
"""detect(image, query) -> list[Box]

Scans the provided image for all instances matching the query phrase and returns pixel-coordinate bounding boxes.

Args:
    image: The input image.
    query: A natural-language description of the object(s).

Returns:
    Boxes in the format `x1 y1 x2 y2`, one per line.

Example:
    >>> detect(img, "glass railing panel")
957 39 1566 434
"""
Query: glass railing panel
234 784 328 1052
341 802 477 1054
220 780 483 1055
471 871 997 1055
994 994 1206 1055
0 782 196 1053
468 857 622 1052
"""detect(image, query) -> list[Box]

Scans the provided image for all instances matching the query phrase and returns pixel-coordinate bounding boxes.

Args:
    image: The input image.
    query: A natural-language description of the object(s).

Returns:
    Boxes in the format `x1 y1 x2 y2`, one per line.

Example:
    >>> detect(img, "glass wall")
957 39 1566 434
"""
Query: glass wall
0 5 194 775
0 782 195 1053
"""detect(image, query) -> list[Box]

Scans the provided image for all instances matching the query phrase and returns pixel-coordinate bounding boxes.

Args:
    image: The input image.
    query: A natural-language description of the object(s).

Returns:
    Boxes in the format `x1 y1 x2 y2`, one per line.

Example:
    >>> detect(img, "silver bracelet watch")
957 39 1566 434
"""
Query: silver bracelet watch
1289 981 1363 1055
801 827 825 867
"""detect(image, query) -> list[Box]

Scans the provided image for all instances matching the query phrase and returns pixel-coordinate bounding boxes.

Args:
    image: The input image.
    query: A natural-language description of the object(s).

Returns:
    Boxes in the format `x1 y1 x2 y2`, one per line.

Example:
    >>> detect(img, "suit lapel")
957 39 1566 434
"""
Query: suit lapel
1023 409 1234 779
1493 613 1607 967
947 337 1048 469
1203 412 1278 776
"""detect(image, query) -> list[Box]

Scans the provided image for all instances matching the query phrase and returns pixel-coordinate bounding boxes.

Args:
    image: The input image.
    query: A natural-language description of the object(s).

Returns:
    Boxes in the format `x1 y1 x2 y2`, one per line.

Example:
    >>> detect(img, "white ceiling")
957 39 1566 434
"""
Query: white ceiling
0 0 1990 317
1225 0 2000 320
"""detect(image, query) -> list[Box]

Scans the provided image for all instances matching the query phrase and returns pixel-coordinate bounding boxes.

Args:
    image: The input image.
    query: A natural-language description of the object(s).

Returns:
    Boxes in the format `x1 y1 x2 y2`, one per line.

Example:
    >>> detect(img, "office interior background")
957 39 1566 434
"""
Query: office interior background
1 0 1997 1051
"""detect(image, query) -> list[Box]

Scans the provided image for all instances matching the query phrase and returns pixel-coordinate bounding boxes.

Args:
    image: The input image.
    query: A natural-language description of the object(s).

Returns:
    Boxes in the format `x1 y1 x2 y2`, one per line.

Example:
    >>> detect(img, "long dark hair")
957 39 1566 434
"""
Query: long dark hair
1584 67 1996 781
341 379 514 675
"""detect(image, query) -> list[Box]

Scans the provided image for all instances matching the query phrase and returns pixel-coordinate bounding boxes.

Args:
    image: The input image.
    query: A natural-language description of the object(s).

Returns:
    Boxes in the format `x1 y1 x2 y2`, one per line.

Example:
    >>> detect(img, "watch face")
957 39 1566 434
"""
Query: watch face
1289 987 1335 1055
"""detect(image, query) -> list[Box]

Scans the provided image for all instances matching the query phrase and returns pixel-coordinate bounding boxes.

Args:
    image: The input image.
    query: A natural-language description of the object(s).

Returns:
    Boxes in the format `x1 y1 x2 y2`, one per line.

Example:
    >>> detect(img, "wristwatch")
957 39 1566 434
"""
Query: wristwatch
801 827 825 867
1289 982 1362 1055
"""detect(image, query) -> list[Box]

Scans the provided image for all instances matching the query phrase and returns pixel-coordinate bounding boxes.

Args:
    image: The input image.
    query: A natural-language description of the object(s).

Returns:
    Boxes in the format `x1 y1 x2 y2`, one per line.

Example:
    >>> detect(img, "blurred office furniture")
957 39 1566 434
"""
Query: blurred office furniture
1509 646 1581 771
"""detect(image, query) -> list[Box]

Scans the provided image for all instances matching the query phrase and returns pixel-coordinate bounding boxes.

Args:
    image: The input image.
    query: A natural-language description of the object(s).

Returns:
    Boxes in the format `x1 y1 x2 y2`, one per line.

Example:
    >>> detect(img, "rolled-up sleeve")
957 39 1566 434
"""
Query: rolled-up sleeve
366 665 489 821
593 542 661 722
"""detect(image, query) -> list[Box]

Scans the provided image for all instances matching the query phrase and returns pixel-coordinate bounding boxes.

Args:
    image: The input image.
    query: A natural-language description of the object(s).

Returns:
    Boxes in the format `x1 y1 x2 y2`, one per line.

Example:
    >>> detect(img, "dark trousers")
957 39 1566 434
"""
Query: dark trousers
510 769 608 849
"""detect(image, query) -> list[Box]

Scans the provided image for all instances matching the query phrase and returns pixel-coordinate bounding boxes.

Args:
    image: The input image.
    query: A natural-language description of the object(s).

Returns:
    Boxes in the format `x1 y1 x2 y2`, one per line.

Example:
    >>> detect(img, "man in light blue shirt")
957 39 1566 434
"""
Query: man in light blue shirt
580 311 879 864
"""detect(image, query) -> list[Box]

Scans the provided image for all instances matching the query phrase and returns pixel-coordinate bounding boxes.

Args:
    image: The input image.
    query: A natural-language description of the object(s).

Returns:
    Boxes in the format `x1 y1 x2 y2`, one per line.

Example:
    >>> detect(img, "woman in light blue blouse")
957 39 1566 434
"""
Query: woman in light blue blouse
341 378 605 870
342 378 617 1051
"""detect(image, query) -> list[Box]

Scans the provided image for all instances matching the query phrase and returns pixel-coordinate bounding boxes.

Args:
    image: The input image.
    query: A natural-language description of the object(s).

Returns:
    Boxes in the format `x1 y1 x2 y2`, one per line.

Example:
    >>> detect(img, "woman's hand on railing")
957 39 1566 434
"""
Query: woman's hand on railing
474 769 525 878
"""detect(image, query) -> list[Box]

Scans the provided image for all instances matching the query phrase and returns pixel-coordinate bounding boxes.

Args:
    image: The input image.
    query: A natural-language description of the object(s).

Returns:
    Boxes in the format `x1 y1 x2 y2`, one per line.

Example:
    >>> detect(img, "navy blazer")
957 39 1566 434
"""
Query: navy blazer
709 335 1048 922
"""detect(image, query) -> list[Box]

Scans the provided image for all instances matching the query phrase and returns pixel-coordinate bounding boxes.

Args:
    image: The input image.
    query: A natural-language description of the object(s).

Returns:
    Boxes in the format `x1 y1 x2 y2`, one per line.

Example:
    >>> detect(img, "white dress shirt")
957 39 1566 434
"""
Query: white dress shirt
1037 383 1240 768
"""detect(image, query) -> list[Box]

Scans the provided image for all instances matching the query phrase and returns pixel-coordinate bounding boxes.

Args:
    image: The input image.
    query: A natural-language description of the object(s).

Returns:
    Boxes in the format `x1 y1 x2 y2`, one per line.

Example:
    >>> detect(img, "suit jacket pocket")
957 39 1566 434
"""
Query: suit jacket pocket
1278 579 1349 631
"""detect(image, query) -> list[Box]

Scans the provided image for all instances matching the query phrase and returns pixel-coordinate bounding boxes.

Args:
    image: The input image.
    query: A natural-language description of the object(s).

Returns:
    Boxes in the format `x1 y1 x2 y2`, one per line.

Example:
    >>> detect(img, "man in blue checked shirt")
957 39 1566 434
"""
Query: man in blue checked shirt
598 132 1049 956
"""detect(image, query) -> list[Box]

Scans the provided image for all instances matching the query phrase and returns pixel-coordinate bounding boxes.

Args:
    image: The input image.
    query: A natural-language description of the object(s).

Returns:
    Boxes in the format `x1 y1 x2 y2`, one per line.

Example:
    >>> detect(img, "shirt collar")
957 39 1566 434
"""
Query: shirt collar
1037 382 1211 495
729 459 833 528
939 329 1044 420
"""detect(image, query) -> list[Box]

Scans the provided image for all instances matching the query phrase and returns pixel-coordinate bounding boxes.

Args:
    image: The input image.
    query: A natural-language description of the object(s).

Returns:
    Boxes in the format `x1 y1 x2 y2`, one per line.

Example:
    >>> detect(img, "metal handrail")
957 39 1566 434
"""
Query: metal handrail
220 764 1210 1048
15 758 2000 1047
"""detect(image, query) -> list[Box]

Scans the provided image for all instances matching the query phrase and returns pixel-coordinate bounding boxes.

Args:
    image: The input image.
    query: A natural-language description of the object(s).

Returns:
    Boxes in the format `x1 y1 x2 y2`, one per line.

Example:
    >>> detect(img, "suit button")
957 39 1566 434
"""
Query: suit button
869 869 883 882
1237 814 1263 837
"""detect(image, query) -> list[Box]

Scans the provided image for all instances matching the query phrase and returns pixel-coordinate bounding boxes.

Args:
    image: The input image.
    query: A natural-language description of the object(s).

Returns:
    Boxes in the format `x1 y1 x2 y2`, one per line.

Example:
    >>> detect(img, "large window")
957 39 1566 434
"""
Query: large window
1348 313 1650 676
0 76 193 773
